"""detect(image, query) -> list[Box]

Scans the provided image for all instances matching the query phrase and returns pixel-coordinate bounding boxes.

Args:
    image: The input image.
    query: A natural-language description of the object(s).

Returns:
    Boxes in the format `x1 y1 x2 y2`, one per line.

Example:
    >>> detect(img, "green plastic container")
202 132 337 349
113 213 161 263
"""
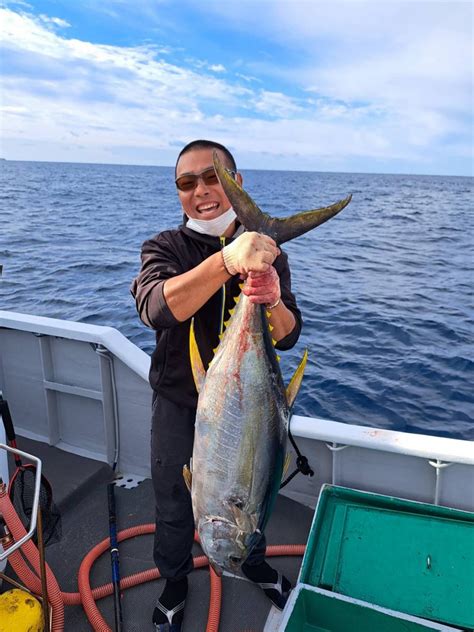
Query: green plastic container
287 485 474 631
282 586 460 632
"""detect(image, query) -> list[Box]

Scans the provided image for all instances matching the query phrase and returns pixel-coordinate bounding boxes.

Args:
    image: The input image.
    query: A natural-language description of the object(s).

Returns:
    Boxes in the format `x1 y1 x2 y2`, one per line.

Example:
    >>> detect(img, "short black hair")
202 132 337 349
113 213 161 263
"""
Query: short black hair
175 139 237 176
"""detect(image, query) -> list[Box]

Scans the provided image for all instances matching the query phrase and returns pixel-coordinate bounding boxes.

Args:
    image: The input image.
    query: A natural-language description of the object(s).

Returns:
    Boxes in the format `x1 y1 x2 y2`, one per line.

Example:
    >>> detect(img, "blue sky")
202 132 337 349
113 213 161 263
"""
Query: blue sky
1 0 472 175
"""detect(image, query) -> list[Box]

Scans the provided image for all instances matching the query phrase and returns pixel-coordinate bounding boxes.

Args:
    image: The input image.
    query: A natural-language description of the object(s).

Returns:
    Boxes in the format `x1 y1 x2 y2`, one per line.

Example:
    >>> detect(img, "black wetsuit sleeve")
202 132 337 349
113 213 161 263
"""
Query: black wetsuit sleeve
273 250 302 350
130 233 183 329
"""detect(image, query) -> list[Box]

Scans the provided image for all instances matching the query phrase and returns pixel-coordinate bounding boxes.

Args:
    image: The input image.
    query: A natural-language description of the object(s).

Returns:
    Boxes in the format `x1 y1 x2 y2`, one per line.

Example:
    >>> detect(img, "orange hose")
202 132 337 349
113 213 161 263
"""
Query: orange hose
0 489 305 631
207 566 222 632
0 486 65 630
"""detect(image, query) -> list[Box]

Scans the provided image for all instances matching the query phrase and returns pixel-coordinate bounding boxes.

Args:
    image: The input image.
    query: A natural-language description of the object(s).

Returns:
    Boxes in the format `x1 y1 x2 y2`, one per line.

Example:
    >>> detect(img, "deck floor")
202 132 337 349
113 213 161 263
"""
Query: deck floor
3 436 315 631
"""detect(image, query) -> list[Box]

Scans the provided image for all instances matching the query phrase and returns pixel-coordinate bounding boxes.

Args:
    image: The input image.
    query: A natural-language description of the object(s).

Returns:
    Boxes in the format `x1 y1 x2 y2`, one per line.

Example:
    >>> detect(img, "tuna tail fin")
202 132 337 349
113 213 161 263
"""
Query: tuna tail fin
286 349 308 408
213 151 352 245
189 318 206 393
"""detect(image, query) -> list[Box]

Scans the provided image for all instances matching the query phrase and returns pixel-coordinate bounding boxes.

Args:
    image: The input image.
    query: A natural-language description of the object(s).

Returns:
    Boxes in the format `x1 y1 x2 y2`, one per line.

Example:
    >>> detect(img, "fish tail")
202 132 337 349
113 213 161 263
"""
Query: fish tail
213 151 352 244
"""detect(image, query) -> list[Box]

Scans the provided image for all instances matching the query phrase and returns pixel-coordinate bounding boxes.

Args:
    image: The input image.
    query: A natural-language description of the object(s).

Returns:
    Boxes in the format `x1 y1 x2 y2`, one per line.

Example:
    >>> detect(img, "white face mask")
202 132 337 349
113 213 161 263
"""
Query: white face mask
185 206 237 237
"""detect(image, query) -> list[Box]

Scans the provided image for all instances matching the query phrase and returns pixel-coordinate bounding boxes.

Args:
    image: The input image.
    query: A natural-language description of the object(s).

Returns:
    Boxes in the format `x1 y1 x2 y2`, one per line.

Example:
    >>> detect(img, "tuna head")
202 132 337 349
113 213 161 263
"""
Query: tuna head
199 516 257 574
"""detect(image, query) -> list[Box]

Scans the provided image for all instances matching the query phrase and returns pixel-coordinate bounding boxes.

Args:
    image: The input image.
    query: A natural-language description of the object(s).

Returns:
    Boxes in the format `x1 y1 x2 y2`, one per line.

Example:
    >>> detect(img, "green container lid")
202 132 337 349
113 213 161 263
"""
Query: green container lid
300 485 474 630
283 587 459 632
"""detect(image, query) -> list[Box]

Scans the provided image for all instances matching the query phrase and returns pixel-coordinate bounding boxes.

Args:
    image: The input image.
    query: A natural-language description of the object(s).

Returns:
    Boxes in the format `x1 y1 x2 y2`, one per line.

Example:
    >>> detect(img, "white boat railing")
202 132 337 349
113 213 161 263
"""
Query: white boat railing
1 311 472 511
0 443 42 562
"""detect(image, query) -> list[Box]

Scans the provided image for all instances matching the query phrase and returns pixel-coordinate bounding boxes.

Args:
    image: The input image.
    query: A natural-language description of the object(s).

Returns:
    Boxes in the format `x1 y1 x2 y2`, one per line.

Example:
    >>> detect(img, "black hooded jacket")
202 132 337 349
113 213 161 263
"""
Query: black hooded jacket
131 224 302 408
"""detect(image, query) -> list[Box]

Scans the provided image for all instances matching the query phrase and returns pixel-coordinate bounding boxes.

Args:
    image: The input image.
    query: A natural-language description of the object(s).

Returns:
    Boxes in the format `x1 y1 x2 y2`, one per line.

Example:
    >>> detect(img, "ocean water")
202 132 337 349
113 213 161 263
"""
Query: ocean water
1 160 472 440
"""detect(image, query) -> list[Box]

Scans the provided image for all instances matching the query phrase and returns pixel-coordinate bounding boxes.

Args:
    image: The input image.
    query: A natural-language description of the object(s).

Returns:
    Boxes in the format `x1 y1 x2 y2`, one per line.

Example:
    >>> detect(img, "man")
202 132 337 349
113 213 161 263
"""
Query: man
132 140 302 631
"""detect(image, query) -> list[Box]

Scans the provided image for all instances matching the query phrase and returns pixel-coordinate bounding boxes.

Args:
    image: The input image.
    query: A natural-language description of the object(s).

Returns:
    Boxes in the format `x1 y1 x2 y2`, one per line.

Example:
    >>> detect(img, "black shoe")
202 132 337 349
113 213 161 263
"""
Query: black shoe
242 561 292 610
256 570 291 610
153 599 185 631
153 577 187 631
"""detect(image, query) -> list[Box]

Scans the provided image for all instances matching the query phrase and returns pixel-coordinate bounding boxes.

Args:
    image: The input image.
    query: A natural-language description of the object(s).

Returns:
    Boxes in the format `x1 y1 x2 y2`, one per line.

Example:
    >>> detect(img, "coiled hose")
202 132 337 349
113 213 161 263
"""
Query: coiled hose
0 487 304 632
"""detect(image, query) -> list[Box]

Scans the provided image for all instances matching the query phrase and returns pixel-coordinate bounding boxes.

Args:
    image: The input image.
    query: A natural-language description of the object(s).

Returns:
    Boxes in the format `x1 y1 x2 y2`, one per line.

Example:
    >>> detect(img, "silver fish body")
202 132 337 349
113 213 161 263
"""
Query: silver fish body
187 152 352 574
191 293 288 573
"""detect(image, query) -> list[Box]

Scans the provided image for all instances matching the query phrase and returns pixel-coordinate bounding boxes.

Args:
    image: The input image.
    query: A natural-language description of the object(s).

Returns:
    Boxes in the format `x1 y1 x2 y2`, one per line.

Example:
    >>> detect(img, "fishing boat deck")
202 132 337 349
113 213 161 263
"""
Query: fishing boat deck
1 313 473 630
3 436 314 632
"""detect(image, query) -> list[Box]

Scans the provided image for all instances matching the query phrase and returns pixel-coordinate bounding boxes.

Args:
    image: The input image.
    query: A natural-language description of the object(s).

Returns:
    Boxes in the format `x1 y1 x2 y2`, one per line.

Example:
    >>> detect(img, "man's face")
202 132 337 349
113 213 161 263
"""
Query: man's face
175 148 242 221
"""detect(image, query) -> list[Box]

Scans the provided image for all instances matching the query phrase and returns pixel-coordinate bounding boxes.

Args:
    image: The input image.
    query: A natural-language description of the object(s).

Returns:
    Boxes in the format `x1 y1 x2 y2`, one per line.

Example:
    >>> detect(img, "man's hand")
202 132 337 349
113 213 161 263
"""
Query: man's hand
242 267 281 307
222 232 279 276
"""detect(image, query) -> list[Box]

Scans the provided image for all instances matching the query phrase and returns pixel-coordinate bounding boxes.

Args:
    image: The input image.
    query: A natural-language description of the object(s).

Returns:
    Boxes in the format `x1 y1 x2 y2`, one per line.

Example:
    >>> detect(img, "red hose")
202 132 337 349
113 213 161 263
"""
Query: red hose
207 566 222 632
0 489 305 632
0 486 65 630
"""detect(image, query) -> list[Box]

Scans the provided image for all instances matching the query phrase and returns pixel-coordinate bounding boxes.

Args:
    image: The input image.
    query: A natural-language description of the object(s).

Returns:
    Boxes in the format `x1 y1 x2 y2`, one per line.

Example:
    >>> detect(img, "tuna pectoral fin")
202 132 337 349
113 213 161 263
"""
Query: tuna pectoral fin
286 349 308 408
226 499 258 533
213 151 351 245
189 317 206 393
183 464 192 493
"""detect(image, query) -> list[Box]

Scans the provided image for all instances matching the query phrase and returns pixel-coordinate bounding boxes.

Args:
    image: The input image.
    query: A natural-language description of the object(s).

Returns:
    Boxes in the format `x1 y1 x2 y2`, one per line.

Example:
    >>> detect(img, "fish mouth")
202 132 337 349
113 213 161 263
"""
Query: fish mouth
227 555 244 572
199 515 247 574
208 554 243 575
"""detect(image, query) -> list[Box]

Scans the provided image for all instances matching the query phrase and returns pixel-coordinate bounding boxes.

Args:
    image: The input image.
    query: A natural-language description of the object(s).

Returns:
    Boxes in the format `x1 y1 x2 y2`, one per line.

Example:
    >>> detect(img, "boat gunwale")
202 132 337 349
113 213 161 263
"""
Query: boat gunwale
1 310 472 467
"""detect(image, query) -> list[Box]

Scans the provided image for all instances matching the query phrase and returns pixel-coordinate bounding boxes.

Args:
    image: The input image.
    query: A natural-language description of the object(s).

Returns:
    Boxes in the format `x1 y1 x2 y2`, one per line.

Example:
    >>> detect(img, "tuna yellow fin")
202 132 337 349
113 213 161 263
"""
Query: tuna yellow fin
286 349 308 408
281 453 292 482
226 499 258 532
183 464 192 493
189 318 206 393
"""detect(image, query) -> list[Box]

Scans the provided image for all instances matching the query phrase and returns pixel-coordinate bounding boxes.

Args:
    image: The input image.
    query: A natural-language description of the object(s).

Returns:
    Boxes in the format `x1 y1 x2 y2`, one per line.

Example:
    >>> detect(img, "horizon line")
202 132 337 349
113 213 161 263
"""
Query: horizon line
1 157 472 179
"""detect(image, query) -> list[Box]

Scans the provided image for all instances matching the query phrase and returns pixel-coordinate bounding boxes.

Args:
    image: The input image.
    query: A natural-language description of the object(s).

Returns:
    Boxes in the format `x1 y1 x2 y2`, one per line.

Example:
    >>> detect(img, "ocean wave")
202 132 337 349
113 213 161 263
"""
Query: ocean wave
1 161 472 439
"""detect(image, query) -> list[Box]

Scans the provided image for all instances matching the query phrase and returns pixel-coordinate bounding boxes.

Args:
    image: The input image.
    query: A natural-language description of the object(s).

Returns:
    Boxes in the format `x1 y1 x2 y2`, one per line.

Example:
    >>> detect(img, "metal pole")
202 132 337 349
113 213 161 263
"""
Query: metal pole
37 506 50 631
107 481 123 631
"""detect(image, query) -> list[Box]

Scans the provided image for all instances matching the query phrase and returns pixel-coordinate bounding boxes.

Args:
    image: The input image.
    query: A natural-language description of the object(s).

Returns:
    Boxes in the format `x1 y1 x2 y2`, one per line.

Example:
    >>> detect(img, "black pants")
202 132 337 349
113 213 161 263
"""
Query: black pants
151 395 267 580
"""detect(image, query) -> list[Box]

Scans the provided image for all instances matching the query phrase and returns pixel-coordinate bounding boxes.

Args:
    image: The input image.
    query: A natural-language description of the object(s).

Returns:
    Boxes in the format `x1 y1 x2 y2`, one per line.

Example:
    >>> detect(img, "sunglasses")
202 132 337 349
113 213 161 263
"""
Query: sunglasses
175 167 236 192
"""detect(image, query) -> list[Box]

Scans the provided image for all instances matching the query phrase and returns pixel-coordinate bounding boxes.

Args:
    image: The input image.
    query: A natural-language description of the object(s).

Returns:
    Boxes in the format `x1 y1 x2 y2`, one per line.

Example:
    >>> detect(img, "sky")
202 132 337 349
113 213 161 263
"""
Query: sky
0 0 472 175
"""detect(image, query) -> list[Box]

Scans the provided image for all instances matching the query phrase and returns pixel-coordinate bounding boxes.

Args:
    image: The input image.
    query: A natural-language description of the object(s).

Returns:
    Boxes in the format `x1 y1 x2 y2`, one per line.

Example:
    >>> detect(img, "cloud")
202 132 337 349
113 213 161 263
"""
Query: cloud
1 3 472 174
252 4 470 110
209 64 226 73
186 2 473 155
235 72 262 84
38 14 71 29
252 90 305 117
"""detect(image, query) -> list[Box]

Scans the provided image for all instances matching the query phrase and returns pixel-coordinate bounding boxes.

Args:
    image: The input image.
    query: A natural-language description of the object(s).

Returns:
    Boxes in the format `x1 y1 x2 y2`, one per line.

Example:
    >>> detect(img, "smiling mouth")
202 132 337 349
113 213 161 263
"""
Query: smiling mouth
196 202 219 214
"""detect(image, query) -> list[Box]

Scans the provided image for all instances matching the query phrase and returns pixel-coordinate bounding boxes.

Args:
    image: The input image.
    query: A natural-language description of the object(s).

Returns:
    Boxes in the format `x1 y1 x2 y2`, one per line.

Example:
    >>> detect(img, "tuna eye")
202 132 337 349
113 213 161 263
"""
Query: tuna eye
229 555 242 564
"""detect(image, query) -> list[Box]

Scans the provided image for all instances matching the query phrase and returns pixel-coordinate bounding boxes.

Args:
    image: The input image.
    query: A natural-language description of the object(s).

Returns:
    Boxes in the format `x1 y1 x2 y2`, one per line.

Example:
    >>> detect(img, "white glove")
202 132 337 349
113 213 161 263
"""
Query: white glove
222 232 279 275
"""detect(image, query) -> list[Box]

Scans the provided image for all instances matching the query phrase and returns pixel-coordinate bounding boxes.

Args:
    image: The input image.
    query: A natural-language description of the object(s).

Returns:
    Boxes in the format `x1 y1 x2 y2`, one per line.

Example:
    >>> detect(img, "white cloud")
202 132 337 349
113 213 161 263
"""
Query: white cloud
252 90 305 117
1 4 472 174
198 1 473 173
190 3 473 126
235 72 262 83
39 14 71 29
209 64 226 73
